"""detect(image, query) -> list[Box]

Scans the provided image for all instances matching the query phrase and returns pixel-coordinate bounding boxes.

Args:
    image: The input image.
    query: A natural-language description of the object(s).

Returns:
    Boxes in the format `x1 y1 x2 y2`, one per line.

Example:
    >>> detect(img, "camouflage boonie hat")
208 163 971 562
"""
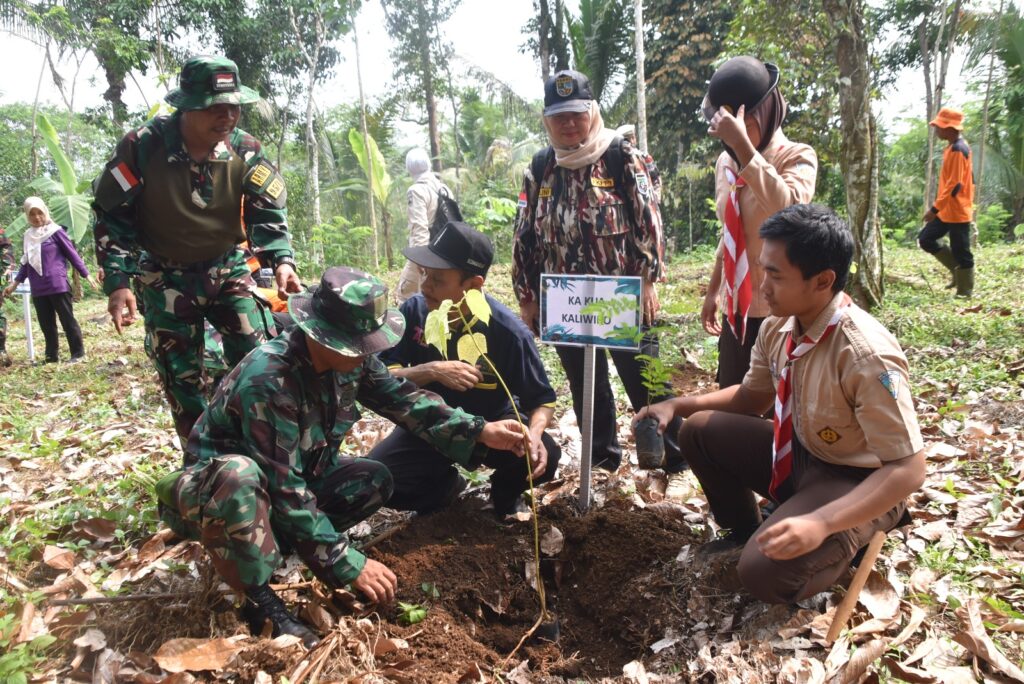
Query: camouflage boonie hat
288 267 406 357
165 55 260 111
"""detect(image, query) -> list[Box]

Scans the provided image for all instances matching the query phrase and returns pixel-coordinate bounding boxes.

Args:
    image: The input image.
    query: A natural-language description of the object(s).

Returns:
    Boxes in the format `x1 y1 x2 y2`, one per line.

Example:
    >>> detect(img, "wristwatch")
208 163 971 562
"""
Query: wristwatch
274 256 296 272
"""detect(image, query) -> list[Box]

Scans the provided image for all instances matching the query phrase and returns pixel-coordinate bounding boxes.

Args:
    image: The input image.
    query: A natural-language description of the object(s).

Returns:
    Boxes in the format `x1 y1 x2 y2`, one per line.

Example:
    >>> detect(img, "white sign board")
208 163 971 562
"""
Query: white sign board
539 274 642 350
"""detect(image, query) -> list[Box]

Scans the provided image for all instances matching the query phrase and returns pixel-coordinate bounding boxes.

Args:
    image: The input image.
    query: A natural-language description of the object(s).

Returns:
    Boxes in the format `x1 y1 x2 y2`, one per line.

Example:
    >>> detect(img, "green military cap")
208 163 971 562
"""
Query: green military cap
165 55 260 111
288 267 406 357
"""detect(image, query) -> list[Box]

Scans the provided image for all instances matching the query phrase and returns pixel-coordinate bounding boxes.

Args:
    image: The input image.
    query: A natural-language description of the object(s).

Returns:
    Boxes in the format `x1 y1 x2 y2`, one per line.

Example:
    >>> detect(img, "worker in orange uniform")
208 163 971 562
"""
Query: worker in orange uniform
918 107 975 298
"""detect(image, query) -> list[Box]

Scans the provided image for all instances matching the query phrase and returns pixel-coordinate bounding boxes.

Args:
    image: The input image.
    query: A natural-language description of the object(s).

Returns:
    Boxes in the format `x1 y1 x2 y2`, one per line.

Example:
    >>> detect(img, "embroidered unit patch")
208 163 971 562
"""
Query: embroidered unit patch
818 427 841 444
635 172 650 196
878 369 901 399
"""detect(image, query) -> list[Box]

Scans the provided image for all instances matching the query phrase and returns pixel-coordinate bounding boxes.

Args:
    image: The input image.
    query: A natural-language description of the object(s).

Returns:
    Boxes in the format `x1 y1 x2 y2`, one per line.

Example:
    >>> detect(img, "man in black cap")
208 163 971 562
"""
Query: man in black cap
92 54 302 445
370 221 561 517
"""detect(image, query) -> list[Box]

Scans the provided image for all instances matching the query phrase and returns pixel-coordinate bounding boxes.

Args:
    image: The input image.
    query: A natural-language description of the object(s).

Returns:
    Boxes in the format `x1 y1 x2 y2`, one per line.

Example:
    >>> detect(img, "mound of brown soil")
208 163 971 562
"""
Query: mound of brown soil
371 499 700 681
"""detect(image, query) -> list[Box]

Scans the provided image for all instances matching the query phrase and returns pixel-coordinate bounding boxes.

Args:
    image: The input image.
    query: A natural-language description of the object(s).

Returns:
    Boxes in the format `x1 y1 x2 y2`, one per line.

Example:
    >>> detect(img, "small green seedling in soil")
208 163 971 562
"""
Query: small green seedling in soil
397 601 428 625
421 582 440 599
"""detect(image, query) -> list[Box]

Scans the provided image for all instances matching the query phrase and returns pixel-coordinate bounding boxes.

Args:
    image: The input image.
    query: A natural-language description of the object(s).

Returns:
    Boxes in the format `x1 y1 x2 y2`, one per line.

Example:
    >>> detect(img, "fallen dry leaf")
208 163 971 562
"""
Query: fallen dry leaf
373 636 409 657
952 599 1024 681
457 662 488 683
880 656 940 683
858 570 900 621
777 656 825 683
42 545 75 570
834 637 888 683
621 660 649 684
540 525 564 556
153 637 244 673
73 628 107 652
70 517 117 544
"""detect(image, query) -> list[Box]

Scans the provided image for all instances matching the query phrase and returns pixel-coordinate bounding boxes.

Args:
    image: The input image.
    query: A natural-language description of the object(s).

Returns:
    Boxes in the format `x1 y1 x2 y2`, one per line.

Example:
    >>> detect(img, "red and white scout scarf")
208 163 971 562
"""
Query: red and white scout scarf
769 303 850 500
722 168 751 343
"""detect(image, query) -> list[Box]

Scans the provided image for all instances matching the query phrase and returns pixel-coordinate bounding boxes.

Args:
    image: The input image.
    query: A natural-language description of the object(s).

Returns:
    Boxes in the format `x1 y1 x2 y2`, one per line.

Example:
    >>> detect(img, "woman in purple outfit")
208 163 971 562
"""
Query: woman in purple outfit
3 197 97 363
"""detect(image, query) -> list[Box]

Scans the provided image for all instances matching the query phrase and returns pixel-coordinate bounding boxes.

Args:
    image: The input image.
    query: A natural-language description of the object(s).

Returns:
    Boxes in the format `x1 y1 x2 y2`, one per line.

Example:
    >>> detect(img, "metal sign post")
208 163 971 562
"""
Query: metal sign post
17 281 34 363
578 344 596 510
539 274 642 511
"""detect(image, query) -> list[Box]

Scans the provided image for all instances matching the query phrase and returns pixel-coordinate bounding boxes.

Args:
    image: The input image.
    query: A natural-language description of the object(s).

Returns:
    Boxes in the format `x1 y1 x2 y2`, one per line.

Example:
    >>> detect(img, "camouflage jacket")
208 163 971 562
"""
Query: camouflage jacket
0 226 12 274
185 326 487 586
92 113 293 295
512 140 665 305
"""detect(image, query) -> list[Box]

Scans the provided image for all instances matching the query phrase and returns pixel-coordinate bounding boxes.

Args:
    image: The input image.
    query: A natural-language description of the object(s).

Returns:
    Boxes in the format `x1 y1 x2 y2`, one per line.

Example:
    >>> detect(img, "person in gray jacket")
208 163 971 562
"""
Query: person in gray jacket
395 148 454 304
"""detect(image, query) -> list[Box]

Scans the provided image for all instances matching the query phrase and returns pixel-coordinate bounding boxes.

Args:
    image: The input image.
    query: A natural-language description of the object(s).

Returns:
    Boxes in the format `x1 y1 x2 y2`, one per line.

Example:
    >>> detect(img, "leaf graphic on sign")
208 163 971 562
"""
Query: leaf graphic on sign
457 333 488 366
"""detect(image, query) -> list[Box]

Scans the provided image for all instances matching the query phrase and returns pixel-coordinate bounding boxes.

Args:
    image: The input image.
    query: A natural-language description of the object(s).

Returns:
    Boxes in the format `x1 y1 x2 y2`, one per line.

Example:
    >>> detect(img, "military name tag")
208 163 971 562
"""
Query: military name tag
250 164 271 187
591 177 615 188
538 187 553 198
266 177 285 200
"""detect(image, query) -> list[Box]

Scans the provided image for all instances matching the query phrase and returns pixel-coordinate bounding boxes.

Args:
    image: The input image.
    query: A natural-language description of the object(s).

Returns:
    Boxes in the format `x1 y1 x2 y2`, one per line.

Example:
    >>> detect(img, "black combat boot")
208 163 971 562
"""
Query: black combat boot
240 584 321 648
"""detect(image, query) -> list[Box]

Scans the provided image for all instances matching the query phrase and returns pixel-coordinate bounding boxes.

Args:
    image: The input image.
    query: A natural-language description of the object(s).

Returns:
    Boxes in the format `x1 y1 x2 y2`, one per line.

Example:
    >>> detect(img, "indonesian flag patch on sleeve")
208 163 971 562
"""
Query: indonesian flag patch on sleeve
517 191 528 208
110 162 139 192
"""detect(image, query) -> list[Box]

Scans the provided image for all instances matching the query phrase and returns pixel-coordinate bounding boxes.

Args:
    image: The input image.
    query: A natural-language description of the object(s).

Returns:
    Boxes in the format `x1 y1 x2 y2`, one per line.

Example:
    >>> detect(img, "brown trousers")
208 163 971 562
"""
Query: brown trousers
679 411 906 604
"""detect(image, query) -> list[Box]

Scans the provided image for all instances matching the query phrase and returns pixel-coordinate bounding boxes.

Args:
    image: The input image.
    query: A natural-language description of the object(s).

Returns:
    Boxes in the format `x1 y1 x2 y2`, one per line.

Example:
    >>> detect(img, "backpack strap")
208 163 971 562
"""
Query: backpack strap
604 135 627 192
530 146 553 187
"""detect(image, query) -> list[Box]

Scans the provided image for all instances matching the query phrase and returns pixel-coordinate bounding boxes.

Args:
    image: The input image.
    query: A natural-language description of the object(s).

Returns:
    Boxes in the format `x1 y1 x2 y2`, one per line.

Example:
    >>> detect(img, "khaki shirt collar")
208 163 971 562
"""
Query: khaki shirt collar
779 291 849 340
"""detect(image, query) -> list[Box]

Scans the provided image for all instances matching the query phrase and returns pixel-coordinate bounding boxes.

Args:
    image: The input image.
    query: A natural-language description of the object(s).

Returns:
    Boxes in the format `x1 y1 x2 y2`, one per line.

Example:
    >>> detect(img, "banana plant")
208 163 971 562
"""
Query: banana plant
7 113 93 242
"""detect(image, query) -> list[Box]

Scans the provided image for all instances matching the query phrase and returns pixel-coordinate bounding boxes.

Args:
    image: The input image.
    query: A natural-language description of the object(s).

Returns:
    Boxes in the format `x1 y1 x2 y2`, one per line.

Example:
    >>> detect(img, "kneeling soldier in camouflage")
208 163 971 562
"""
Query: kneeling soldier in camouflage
158 267 531 647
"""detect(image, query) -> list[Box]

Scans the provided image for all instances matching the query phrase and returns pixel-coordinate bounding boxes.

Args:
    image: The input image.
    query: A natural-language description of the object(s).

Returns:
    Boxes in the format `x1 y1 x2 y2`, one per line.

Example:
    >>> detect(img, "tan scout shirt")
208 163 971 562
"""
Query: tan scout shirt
715 131 818 318
743 292 924 469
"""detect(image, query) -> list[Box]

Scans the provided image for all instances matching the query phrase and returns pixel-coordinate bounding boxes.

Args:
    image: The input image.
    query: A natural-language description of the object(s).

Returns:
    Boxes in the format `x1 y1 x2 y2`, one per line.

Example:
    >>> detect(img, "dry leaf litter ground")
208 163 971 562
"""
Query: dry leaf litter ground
1 246 1023 682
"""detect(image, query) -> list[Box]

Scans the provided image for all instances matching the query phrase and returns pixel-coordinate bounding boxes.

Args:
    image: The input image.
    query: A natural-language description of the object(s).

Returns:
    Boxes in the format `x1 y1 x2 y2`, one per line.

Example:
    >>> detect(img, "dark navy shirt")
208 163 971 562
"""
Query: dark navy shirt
382 293 557 421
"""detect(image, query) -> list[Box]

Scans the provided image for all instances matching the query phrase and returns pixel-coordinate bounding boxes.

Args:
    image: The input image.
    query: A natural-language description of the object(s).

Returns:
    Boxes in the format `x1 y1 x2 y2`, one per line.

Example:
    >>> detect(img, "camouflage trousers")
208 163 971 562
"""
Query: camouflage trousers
159 454 392 590
139 248 272 444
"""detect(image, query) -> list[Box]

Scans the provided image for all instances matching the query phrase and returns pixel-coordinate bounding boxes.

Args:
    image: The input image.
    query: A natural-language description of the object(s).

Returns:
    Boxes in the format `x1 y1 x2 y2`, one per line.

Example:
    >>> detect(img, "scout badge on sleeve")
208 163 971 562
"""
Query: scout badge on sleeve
878 369 901 399
635 173 650 197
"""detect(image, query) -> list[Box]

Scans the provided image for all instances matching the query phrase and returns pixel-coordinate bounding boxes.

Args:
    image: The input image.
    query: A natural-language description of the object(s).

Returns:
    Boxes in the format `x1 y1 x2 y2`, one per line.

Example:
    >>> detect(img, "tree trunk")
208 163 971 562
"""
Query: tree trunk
826 0 883 307
422 38 442 172
633 0 648 152
289 5 325 266
30 48 47 178
920 19 936 210
353 19 380 269
538 0 552 79
101 62 128 124
553 0 570 71
974 0 1004 236
922 0 963 207
382 208 394 268
306 78 321 265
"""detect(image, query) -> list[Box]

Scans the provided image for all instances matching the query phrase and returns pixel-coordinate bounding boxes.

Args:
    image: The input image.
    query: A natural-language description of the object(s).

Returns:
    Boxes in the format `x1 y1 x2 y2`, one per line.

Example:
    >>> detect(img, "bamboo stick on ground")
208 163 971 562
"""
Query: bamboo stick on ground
826 529 887 643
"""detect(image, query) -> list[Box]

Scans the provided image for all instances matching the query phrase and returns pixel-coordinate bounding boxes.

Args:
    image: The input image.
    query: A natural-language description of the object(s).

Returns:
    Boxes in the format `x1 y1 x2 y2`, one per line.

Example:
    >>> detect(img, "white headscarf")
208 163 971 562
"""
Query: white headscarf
543 100 618 170
22 196 61 276
405 148 431 180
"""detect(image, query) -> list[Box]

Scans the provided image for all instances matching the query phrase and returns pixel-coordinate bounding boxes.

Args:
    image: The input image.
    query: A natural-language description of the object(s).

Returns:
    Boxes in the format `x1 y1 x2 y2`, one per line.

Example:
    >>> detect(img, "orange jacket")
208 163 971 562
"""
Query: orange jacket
932 138 974 223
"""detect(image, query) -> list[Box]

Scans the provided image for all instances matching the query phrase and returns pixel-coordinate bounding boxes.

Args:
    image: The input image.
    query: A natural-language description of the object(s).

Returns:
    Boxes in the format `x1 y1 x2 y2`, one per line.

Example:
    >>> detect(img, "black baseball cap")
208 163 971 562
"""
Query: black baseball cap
543 69 594 116
403 221 494 277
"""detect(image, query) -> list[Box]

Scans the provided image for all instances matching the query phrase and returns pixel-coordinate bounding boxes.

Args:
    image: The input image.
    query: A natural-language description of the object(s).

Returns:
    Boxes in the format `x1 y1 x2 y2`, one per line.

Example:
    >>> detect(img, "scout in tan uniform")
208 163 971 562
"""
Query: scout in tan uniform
699 56 818 388
636 204 925 604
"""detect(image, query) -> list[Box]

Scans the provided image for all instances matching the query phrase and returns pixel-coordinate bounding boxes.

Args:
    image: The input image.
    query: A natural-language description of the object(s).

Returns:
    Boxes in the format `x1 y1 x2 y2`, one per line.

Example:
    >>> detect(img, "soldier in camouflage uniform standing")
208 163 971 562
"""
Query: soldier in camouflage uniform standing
158 267 531 647
92 55 301 444
513 70 688 493
0 224 13 367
